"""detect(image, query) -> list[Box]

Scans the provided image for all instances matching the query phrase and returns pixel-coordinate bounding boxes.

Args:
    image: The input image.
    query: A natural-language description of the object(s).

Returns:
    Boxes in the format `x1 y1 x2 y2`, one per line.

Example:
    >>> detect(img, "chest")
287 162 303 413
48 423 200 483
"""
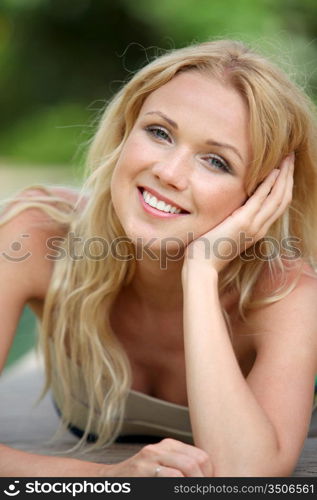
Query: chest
110 292 256 406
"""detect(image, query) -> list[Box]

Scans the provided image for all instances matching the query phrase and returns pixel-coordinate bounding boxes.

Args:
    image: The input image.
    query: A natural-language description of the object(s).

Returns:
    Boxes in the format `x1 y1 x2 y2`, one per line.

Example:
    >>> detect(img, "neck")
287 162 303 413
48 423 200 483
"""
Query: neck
126 253 184 313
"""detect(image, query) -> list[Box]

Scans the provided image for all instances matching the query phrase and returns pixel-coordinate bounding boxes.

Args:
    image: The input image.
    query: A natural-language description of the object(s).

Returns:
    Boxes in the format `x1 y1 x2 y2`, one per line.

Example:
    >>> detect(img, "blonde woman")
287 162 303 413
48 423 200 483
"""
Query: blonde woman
1 39 317 477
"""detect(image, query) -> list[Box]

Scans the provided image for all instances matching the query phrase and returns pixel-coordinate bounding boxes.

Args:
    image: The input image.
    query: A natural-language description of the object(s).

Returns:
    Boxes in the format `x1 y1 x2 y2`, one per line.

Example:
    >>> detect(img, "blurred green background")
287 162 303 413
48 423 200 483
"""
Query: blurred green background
2 0 317 369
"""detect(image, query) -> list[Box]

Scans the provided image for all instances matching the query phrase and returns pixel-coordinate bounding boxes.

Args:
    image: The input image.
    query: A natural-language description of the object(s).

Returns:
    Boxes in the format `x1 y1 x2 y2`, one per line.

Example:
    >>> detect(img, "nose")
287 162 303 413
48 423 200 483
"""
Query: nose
151 148 190 191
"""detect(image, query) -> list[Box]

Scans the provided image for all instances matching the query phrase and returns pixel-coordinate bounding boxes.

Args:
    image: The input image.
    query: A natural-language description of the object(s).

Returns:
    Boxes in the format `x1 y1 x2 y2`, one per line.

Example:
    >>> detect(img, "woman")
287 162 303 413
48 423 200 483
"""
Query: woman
1 39 317 477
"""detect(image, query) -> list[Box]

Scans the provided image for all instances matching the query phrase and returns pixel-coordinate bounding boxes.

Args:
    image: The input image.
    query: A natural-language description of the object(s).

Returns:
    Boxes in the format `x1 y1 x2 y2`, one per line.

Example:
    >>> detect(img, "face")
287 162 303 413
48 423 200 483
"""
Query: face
111 71 251 253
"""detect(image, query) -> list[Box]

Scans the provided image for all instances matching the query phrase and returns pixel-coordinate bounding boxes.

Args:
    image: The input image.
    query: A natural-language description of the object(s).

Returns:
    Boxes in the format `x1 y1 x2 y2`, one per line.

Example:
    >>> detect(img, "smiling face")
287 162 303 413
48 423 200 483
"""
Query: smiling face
110 70 251 252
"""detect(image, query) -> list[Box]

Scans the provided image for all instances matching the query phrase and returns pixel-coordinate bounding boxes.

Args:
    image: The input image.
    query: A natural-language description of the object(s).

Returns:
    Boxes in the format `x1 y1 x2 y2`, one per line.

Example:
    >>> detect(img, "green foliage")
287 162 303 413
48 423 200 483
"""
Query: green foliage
122 0 282 45
0 0 155 166
0 102 91 166
0 0 316 166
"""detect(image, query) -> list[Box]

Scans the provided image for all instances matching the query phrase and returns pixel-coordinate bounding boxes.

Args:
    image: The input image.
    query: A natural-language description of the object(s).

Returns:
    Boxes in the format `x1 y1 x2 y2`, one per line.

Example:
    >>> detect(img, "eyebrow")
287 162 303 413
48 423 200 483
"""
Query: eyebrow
205 140 243 162
145 111 178 129
144 111 243 163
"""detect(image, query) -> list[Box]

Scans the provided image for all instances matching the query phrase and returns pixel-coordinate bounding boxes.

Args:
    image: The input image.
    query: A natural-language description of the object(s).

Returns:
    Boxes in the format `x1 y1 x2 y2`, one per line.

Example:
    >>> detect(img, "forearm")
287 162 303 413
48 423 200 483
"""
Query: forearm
182 261 283 476
0 444 110 477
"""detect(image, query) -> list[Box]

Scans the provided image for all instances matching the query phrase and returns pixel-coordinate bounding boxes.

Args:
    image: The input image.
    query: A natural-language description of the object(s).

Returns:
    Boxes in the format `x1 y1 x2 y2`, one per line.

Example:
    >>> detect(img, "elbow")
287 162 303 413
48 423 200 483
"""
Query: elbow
212 463 295 478
201 432 299 477
210 453 297 477
242 431 297 477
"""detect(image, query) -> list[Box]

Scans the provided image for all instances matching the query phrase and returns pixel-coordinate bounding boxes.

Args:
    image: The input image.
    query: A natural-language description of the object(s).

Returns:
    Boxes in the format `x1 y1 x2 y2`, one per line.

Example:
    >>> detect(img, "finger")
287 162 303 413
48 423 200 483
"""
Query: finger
268 155 294 220
241 153 293 221
259 167 293 236
157 438 212 476
156 451 205 477
141 440 209 477
259 155 292 213
155 465 184 477
252 155 293 230
243 168 281 212
226 169 281 241
230 168 282 230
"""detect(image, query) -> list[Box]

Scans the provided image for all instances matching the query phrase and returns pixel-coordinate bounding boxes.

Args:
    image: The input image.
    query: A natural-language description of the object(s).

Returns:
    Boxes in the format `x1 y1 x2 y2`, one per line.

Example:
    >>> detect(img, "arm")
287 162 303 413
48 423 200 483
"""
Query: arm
0 205 112 476
181 154 316 476
0 445 108 477
0 194 212 477
182 260 317 476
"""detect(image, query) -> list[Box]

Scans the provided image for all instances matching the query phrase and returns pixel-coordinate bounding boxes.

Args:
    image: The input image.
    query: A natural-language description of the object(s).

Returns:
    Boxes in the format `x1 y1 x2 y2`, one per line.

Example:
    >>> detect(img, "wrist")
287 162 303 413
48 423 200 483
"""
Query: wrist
73 460 117 477
94 462 117 477
182 257 219 284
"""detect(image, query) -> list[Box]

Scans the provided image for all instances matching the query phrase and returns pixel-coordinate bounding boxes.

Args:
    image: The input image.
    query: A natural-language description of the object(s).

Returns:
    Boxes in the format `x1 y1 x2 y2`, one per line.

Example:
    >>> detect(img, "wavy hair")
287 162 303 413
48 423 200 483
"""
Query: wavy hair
3 39 317 449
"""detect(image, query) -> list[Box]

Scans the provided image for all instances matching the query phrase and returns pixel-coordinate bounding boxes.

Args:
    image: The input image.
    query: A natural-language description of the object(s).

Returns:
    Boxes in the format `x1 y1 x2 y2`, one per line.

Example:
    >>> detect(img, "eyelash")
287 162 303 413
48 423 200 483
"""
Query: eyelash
201 154 231 173
146 125 172 143
145 125 232 174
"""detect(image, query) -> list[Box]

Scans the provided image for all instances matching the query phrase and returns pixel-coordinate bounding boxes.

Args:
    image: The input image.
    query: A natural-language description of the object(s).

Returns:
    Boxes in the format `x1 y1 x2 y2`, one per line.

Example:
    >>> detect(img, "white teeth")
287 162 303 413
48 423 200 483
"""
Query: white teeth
142 189 182 214
144 192 151 204
156 200 166 211
148 195 157 208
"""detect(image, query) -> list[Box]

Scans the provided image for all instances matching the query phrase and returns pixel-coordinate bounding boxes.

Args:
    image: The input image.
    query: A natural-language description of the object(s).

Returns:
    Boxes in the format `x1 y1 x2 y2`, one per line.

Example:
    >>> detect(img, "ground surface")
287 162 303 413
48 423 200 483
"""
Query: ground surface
1 350 316 477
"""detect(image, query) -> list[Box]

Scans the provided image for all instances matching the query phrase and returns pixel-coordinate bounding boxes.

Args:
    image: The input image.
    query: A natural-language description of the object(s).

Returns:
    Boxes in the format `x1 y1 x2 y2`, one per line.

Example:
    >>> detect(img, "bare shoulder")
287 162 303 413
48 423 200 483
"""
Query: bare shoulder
0 185 86 301
246 259 317 353
240 260 317 468
14 184 87 209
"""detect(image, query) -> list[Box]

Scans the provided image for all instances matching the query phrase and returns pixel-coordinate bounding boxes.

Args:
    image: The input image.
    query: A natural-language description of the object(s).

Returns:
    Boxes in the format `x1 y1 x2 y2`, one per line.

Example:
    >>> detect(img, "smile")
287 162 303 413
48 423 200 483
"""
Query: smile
143 188 183 213
137 188 189 218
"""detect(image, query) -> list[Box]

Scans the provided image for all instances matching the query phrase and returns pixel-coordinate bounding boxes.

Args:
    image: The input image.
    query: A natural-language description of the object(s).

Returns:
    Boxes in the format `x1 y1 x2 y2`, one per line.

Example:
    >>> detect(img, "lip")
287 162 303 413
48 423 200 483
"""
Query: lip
138 186 190 213
137 188 189 218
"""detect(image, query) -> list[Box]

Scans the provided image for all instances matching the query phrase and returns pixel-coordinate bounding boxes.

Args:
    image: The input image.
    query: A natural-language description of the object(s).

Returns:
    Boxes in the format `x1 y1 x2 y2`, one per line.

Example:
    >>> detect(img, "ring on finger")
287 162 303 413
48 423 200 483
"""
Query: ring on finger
154 466 162 477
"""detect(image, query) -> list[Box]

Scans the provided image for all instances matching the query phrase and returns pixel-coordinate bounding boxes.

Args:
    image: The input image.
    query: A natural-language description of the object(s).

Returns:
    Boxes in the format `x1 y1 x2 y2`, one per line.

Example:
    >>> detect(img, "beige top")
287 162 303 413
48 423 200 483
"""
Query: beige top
50 343 317 444
50 342 193 444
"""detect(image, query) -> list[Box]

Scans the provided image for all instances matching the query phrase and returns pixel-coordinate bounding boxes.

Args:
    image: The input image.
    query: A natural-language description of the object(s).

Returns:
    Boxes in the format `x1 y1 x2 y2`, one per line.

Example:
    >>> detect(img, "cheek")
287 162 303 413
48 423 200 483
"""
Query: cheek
115 135 150 176
198 182 246 225
110 142 140 198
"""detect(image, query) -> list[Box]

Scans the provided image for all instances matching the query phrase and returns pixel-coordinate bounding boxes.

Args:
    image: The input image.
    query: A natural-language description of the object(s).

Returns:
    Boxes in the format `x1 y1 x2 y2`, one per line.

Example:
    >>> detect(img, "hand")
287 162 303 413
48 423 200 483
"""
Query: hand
105 438 213 477
184 154 294 273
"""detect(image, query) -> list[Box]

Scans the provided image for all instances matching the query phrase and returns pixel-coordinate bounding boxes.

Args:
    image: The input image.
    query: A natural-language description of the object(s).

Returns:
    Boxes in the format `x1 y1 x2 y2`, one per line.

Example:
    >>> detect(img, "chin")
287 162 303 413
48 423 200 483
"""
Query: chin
126 226 187 261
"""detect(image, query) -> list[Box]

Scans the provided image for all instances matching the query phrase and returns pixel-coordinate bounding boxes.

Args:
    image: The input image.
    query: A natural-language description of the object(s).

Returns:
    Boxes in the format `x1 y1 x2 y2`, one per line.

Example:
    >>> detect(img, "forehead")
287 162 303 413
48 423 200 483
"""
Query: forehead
139 71 250 165
141 71 247 114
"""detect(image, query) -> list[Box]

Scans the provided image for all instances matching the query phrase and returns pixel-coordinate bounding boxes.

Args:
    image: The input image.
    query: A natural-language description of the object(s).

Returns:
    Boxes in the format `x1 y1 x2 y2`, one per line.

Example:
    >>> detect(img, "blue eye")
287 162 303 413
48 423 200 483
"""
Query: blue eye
146 126 171 142
203 154 231 173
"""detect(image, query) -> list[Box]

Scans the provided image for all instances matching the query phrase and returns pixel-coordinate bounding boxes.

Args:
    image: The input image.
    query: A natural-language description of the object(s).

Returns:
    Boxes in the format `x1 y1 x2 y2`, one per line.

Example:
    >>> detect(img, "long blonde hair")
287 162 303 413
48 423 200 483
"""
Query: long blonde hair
3 39 317 449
